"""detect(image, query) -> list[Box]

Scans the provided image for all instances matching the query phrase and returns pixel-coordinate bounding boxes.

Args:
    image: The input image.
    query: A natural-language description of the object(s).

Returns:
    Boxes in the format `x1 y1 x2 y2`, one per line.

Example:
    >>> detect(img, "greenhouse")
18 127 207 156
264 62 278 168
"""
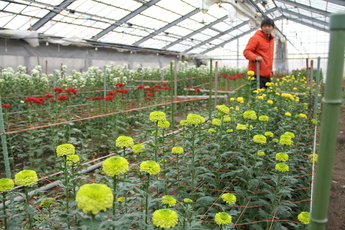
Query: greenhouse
0 0 345 229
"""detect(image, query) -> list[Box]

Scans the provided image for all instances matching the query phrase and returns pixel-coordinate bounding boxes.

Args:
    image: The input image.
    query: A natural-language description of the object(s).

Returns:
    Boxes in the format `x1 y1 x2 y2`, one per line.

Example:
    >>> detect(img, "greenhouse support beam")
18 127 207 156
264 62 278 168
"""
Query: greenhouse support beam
313 57 321 120
309 12 345 230
0 96 11 178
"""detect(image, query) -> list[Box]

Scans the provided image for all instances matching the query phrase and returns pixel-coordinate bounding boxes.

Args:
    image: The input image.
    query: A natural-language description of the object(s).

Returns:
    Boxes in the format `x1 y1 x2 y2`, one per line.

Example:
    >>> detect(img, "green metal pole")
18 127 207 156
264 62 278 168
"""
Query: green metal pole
0 96 11 178
313 57 321 120
309 12 345 230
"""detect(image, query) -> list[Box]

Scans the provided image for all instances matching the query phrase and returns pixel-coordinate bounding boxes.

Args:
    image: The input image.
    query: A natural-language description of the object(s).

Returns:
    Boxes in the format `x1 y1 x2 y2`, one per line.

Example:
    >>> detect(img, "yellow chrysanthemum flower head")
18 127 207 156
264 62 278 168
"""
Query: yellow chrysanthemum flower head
0 178 14 192
214 212 232 225
226 129 233 132
152 209 178 229
247 70 255 76
66 154 80 166
183 198 193 203
149 111 166 122
298 212 310 224
259 115 269 121
132 144 145 153
161 195 177 207
172 146 184 154
221 193 236 204
140 160 161 175
256 151 266 156
216 104 229 114
275 163 289 172
283 132 295 139
264 131 274 137
243 110 257 120
211 118 221 126
116 136 134 148
117 197 125 202
102 156 129 177
179 120 188 126
236 97 244 103
186 114 205 125
76 183 113 215
236 123 248 130
15 170 38 186
157 120 170 128
56 144 75 157
275 152 289 162
308 154 318 163
223 115 231 122
267 100 274 104
253 135 267 144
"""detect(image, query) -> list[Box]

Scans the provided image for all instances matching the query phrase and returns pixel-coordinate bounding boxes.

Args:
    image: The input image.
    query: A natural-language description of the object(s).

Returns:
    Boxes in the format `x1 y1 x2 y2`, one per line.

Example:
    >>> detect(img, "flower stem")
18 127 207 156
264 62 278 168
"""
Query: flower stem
113 176 117 230
63 156 70 229
2 192 8 230
24 187 33 230
145 174 150 229
191 125 196 191
154 122 158 161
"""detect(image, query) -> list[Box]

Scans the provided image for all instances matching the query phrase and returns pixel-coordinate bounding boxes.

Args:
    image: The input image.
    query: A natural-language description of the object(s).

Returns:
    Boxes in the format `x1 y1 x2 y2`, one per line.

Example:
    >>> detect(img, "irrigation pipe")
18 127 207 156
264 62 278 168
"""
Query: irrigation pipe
309 12 345 230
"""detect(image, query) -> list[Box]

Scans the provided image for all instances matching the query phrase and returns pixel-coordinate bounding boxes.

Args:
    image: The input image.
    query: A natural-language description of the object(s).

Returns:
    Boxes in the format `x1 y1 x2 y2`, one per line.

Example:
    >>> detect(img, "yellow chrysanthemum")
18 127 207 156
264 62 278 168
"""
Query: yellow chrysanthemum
161 195 177 207
298 212 310 224
283 132 295 138
223 115 231 122
157 120 170 128
0 178 14 192
212 118 221 126
259 115 269 121
214 212 232 225
140 160 161 175
132 144 145 153
236 123 247 130
172 146 184 154
308 154 318 163
256 151 266 156
279 136 294 145
264 131 274 137
152 209 178 229
116 136 134 148
15 170 38 187
66 154 80 166
247 70 254 76
183 198 193 203
149 111 166 122
267 100 274 104
275 163 289 172
236 97 244 103
243 110 257 120
76 183 113 215
253 135 267 144
117 197 125 202
221 193 236 204
298 113 308 119
285 112 291 116
102 156 129 177
226 129 234 132
180 120 188 126
216 105 230 114
56 144 75 157
186 114 205 125
275 152 289 162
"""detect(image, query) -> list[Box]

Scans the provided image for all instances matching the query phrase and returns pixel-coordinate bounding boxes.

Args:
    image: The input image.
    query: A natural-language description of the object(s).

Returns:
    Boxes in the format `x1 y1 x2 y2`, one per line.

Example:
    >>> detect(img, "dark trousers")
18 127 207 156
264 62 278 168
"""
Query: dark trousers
251 76 271 89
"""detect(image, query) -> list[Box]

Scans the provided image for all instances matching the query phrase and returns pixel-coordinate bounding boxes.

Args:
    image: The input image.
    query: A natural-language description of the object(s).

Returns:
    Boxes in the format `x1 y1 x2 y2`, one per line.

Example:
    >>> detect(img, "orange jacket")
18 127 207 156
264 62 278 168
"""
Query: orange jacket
243 30 275 78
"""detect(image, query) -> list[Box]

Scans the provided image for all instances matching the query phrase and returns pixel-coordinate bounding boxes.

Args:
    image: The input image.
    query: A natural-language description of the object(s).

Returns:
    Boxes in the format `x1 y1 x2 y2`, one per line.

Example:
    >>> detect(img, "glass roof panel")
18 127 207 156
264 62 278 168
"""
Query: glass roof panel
128 14 167 30
165 26 193 37
21 7 50 18
141 5 181 22
3 3 27 13
0 12 14 28
3 15 31 29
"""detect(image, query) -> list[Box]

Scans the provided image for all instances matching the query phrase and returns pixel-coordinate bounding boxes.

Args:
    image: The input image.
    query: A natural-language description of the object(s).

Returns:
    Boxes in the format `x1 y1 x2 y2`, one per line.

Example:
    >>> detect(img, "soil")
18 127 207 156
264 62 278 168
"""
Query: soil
326 105 345 230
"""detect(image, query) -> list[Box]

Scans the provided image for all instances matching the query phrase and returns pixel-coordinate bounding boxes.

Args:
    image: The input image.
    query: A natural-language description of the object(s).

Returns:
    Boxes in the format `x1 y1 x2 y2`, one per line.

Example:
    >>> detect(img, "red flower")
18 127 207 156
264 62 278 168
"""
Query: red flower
144 97 152 100
161 83 168 86
163 87 172 90
24 97 45 105
50 99 57 103
201 80 206 82
115 83 125 87
1 104 12 108
107 91 116 95
153 89 160 92
194 88 201 92
115 89 128 94
85 97 91 100
137 85 145 90
92 96 104 100
65 88 79 95
57 95 68 101
153 84 161 88
44 94 54 98
105 96 114 100
145 87 153 91
185 86 191 89
147 93 154 96
53 88 64 94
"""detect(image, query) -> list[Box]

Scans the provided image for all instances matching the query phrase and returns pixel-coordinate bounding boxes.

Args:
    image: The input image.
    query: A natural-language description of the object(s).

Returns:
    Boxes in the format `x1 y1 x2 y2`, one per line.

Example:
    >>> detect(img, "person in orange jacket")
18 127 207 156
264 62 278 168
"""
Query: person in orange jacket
243 18 275 89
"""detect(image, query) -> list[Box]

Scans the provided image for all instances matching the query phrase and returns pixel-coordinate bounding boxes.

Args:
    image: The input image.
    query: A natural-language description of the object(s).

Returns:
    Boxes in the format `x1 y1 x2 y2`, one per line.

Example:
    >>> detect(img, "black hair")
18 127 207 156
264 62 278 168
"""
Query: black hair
261 18 275 27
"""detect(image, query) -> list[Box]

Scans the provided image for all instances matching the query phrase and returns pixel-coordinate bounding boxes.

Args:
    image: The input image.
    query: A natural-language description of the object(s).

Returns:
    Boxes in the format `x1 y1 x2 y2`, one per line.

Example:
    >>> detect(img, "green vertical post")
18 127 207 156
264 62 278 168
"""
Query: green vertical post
208 59 213 119
309 12 345 230
0 96 11 178
313 57 321 120
103 66 107 98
